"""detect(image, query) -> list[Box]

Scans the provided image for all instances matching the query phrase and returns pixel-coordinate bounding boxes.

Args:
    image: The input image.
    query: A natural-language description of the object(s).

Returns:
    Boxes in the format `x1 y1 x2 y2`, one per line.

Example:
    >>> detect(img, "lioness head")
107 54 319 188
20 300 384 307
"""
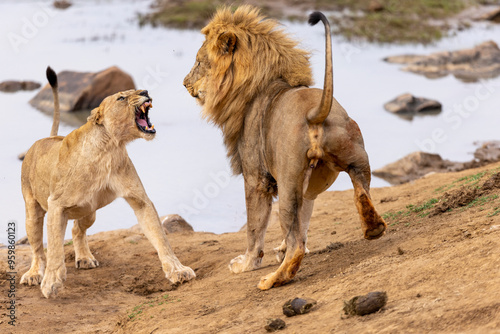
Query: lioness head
88 89 156 142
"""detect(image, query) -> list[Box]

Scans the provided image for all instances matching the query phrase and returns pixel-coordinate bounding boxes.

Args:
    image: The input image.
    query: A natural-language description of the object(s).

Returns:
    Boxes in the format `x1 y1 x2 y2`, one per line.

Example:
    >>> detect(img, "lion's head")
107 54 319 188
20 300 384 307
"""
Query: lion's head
183 5 313 173
88 89 156 143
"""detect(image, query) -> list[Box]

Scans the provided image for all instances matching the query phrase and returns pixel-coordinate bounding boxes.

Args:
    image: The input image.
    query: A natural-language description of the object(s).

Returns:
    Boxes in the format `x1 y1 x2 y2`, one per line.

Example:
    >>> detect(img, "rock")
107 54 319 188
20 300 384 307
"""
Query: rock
282 297 317 317
372 144 500 185
0 80 41 93
54 0 72 9
384 93 441 119
265 318 286 332
477 7 500 22
161 214 194 234
384 41 500 82
373 152 462 185
29 66 135 114
368 0 384 12
16 235 29 245
343 291 387 316
473 141 500 162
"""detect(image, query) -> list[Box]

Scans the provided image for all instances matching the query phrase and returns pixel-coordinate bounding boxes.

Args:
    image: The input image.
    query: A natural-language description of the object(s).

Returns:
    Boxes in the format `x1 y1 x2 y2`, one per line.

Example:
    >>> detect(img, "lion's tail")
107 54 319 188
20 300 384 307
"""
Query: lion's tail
306 12 333 168
307 11 333 125
47 66 60 137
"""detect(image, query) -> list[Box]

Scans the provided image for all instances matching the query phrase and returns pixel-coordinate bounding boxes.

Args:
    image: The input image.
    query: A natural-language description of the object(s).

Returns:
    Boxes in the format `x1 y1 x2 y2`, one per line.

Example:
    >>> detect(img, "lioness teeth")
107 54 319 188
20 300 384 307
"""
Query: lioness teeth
140 105 146 113
151 124 155 129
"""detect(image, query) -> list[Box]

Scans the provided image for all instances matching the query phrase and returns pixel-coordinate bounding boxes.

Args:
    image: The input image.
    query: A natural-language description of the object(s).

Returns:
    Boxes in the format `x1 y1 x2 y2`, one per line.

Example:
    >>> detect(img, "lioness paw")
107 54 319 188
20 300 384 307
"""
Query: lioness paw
40 266 67 298
76 257 99 269
20 270 43 286
166 265 196 284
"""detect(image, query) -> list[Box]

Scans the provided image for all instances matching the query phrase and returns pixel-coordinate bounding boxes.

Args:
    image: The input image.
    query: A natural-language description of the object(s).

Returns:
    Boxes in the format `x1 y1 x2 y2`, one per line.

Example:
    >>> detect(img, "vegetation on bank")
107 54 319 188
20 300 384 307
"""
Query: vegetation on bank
139 0 500 43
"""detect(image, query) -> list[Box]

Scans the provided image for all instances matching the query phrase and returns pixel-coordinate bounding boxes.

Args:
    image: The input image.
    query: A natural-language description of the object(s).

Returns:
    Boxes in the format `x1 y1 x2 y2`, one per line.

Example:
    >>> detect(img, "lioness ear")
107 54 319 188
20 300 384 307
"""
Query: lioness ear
217 31 236 55
88 106 103 125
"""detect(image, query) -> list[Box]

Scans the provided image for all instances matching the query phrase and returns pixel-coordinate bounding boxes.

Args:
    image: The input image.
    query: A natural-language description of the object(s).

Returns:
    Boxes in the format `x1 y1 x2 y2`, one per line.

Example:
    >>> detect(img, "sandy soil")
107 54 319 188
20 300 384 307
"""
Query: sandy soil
1 162 499 333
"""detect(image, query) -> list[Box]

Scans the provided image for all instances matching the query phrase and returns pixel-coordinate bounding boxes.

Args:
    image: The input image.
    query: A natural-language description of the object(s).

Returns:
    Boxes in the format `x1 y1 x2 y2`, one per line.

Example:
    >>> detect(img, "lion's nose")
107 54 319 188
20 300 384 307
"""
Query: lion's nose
139 90 149 97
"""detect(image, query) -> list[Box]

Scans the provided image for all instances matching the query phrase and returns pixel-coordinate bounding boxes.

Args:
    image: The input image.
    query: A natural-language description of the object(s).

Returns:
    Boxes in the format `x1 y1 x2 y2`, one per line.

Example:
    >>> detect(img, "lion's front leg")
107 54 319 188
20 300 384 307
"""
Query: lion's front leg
229 180 272 274
41 204 68 298
125 196 195 284
72 212 99 269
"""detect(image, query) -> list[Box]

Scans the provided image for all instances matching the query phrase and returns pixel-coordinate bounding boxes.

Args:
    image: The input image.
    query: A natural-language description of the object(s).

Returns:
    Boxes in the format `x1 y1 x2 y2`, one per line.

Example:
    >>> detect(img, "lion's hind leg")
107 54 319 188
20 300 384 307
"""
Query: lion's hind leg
348 161 386 240
20 199 46 286
274 198 313 263
72 212 99 269
258 181 307 290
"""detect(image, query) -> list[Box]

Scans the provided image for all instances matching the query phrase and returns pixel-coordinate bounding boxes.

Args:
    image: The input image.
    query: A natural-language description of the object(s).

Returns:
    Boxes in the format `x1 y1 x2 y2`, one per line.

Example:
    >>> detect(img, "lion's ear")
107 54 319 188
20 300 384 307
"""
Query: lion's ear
88 106 103 125
217 31 237 55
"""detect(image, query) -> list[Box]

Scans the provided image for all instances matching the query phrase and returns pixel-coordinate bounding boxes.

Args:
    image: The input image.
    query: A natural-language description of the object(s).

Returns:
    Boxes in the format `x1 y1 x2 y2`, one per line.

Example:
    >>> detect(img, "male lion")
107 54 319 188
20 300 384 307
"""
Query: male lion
183 6 386 290
21 67 195 298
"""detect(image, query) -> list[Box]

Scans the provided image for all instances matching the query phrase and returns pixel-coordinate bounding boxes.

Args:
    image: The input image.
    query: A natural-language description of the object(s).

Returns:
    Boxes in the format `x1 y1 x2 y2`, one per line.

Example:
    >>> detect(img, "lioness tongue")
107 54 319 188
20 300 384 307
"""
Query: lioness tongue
137 119 148 127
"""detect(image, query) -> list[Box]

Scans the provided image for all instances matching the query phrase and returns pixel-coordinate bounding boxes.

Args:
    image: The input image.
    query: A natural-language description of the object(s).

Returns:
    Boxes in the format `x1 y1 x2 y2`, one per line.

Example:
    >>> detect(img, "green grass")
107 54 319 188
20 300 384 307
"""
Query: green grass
140 0 485 44
488 207 500 217
64 240 73 246
383 198 438 226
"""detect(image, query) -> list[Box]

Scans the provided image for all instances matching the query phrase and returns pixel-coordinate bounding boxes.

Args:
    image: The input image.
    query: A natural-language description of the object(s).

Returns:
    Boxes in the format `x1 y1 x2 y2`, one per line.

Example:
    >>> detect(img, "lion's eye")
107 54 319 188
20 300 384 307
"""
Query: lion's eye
117 96 125 101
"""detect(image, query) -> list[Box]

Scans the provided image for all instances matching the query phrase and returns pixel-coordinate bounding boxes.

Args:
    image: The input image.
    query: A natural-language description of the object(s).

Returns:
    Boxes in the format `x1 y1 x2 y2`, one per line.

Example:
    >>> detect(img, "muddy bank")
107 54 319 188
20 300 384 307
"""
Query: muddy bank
1 161 499 333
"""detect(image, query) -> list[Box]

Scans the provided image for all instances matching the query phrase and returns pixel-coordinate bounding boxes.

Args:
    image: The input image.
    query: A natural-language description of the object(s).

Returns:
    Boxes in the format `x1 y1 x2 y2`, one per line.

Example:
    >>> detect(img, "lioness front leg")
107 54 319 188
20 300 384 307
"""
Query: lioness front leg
20 198 46 286
125 196 195 284
274 198 313 263
72 212 99 269
41 204 68 298
229 180 272 274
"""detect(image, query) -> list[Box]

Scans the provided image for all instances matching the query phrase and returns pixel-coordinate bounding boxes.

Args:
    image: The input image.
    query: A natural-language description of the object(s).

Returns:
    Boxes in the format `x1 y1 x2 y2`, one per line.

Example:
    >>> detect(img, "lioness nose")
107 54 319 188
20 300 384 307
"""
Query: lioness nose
139 90 149 97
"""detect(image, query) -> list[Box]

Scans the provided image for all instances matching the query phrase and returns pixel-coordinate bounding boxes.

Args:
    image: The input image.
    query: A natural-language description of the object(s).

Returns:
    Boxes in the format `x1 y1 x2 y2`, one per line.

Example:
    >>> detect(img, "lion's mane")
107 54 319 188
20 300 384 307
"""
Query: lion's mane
201 5 313 174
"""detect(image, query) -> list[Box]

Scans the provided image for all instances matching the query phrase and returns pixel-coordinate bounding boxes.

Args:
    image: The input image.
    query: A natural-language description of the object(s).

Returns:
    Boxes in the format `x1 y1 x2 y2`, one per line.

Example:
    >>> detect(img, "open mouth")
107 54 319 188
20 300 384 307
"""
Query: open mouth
135 100 155 134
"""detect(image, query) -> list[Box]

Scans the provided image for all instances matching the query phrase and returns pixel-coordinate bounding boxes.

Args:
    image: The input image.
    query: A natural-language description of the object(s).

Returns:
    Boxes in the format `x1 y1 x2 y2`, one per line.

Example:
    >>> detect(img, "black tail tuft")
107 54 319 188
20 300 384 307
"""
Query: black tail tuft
308 11 324 26
46 66 58 88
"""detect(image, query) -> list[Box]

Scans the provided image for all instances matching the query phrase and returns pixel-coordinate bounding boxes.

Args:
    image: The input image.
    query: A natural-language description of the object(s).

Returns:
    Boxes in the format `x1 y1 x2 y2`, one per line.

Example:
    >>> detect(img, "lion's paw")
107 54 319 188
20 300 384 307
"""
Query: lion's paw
274 242 310 264
364 221 386 240
258 271 279 290
40 266 67 298
20 269 44 286
229 253 263 274
75 257 99 269
166 265 196 284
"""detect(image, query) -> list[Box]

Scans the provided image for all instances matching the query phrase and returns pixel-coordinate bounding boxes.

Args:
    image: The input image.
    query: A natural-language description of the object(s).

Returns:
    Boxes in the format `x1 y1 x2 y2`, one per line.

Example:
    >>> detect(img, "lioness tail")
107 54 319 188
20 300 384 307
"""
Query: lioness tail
307 12 333 124
47 66 60 137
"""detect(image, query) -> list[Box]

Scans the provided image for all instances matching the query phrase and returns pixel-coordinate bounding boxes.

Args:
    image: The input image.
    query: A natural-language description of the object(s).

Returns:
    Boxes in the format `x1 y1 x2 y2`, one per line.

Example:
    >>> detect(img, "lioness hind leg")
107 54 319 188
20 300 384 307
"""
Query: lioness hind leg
274 198 314 263
20 199 46 286
348 164 386 240
72 212 99 269
229 180 273 274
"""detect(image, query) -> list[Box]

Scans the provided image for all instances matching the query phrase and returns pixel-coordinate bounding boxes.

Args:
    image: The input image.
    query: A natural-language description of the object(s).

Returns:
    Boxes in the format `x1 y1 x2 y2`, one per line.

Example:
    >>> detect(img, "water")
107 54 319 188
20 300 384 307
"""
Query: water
1 0 500 244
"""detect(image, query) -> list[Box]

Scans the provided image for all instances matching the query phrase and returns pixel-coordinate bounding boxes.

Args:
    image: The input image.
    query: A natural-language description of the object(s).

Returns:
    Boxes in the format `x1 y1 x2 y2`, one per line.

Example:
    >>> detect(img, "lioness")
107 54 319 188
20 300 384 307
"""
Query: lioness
21 67 195 298
183 7 386 290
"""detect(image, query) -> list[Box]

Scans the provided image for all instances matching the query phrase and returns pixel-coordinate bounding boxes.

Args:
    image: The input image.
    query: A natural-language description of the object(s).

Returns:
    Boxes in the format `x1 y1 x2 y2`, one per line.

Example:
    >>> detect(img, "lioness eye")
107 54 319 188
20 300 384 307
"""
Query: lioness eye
117 96 125 101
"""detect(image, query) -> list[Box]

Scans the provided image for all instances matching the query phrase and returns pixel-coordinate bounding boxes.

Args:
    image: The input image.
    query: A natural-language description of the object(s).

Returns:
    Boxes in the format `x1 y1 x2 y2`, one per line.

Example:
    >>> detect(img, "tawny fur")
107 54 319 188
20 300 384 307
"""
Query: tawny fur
194 5 313 174
184 6 386 290
21 70 195 298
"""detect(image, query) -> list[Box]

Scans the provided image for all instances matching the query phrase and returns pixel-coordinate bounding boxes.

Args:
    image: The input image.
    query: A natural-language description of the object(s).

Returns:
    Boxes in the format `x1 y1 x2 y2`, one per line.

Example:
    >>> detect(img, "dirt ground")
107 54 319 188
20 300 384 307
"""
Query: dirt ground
1 162 499 333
